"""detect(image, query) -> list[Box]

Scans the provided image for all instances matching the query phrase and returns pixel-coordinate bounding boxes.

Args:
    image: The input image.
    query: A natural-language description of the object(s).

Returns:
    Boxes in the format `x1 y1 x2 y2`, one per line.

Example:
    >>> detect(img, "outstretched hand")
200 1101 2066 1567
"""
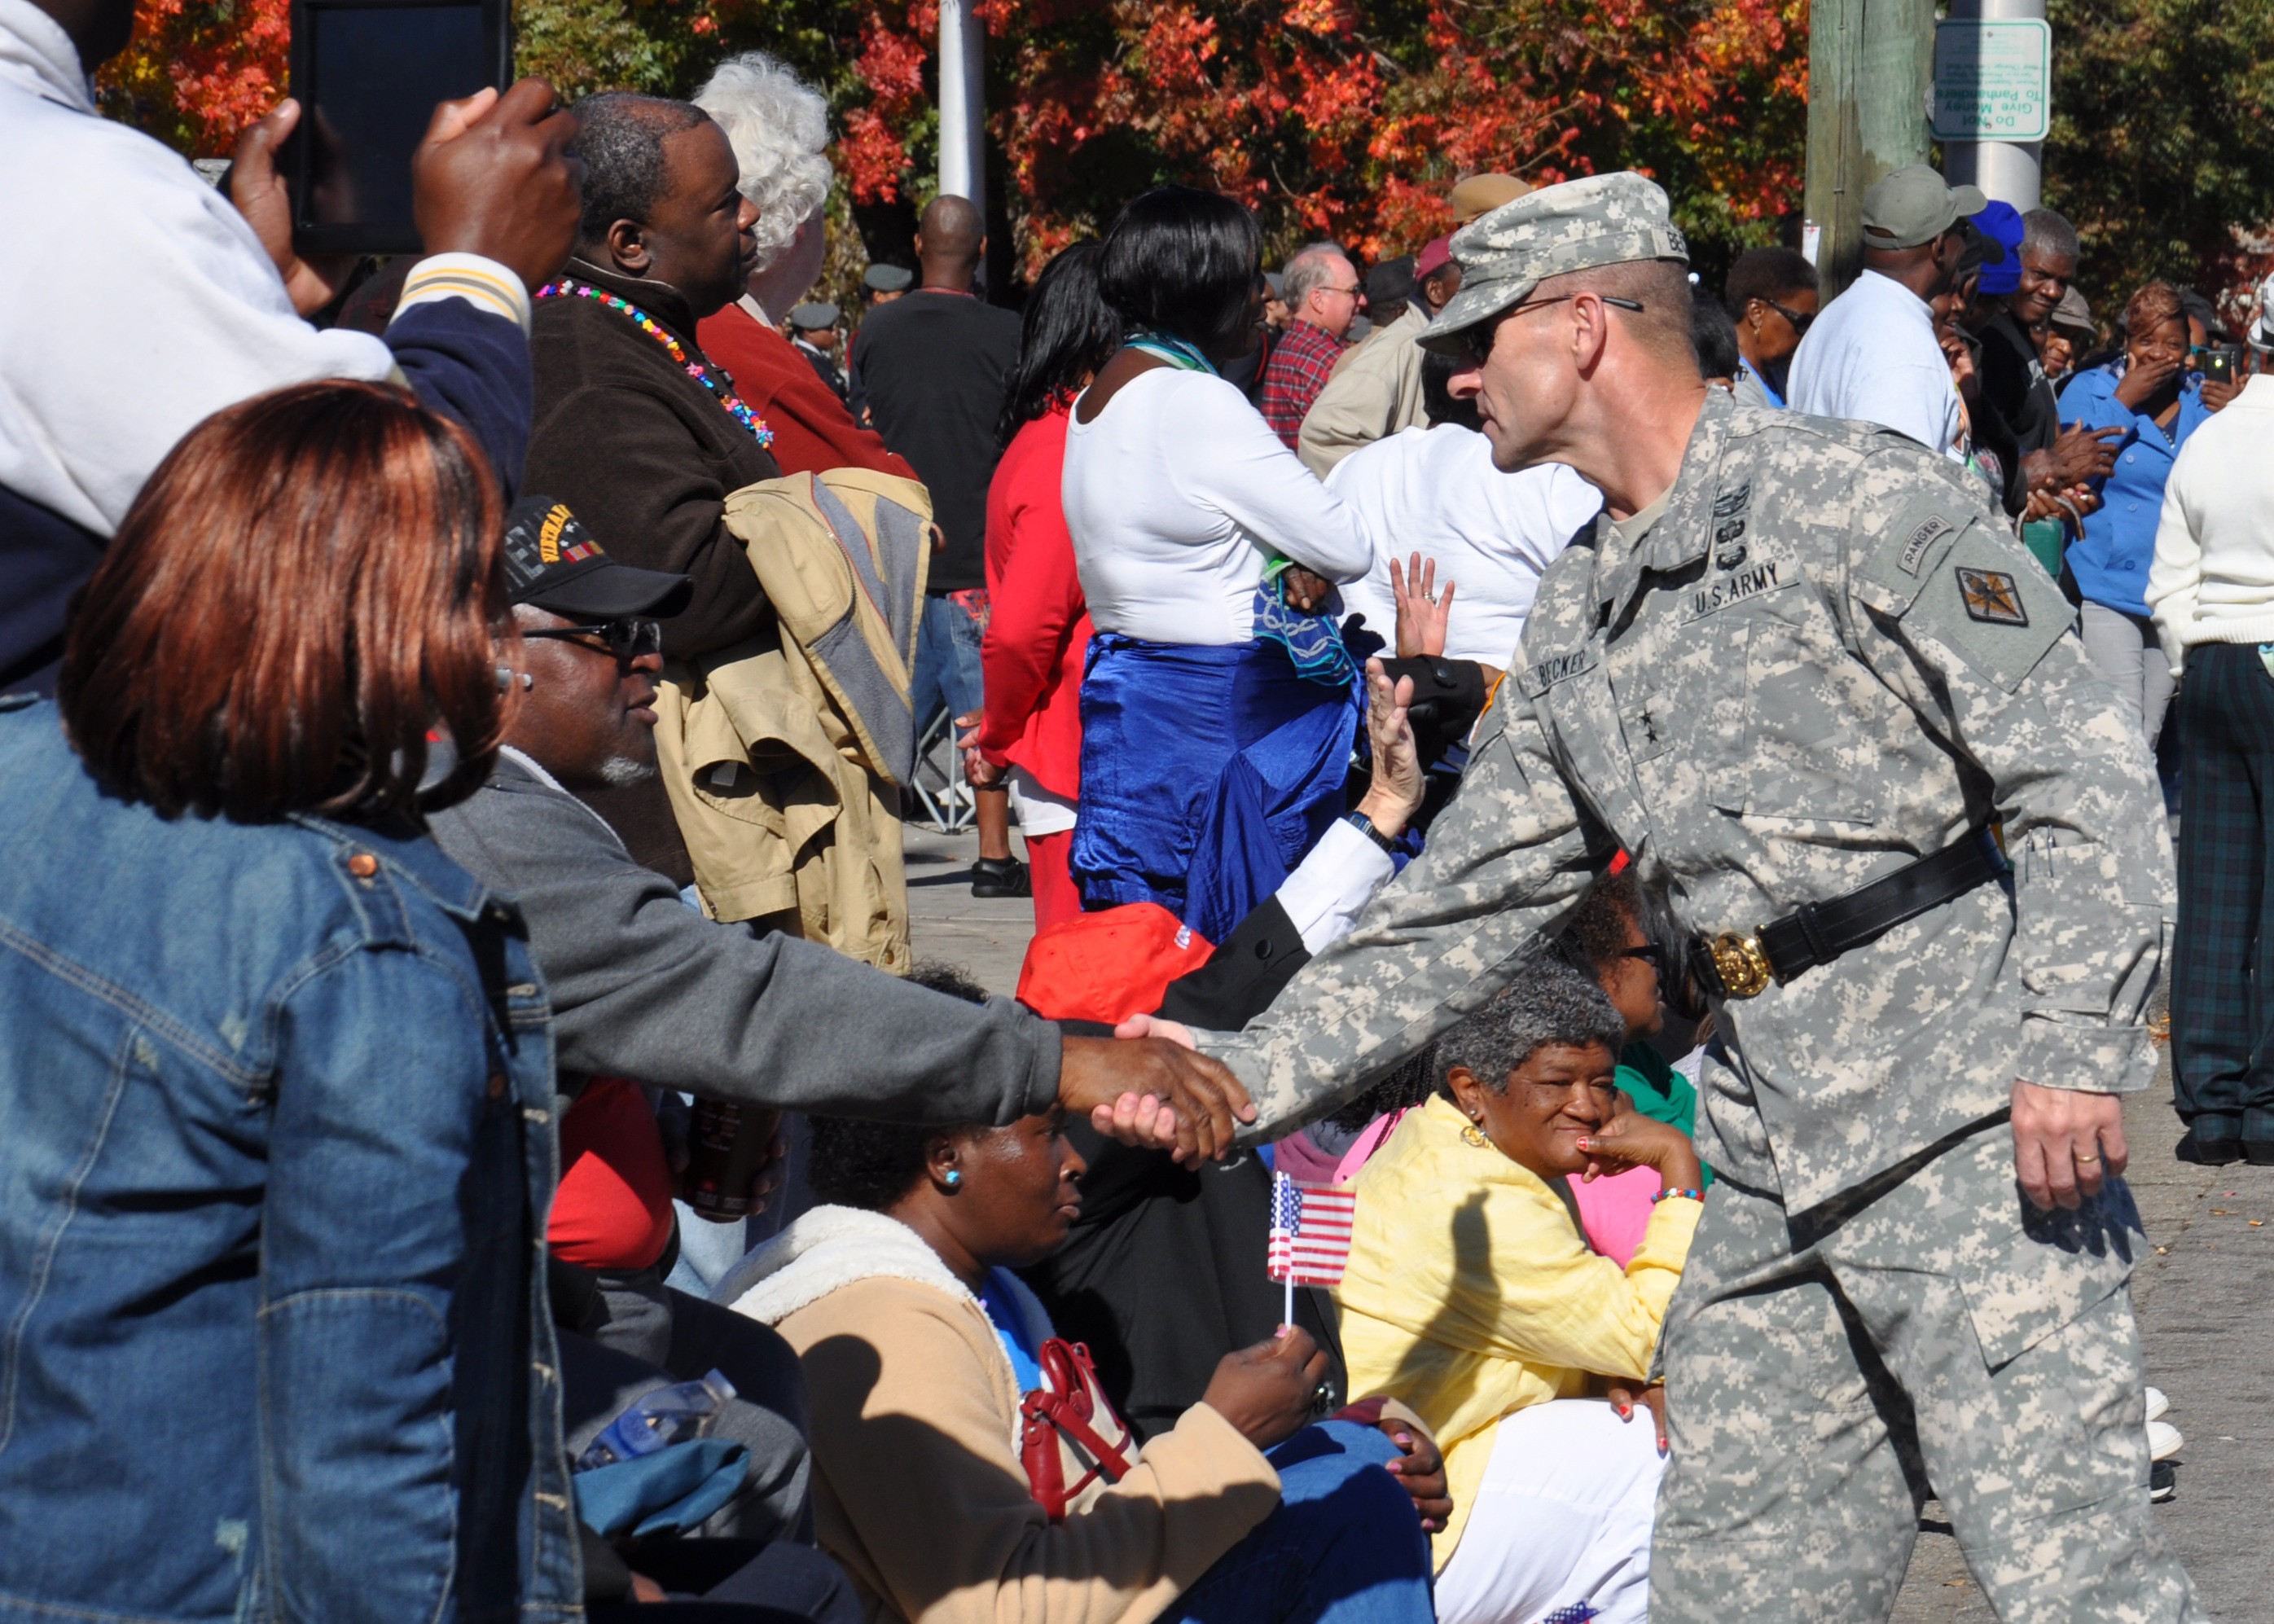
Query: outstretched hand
1389 554 1455 659
1058 1022 1257 1165
1357 657 1422 837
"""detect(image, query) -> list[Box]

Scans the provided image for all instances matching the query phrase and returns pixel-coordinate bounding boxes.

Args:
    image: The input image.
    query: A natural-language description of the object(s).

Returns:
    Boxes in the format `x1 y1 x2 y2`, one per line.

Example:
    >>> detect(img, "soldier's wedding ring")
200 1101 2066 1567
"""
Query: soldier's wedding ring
2074 1151 2102 1164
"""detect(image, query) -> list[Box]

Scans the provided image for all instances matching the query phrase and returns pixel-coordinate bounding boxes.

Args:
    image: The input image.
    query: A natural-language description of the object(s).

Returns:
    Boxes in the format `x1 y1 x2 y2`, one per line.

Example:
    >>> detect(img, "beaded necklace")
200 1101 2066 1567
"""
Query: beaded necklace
538 279 776 450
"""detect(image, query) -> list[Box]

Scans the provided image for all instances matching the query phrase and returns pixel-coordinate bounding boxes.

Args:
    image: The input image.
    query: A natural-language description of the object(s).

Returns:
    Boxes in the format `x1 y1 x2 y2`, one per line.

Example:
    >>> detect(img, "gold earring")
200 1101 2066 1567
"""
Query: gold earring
1460 1124 1491 1149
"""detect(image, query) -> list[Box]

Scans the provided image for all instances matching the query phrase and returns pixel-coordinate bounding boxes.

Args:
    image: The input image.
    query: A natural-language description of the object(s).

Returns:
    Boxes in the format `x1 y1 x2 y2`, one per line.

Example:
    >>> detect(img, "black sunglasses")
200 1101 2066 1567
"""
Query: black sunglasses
1457 292 1647 368
520 617 663 660
1618 942 1668 974
1763 298 1815 337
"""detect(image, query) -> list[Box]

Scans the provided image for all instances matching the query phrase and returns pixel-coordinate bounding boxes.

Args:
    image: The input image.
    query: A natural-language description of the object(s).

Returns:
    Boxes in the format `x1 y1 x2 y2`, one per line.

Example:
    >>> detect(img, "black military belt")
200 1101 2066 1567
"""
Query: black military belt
1691 829 2002 999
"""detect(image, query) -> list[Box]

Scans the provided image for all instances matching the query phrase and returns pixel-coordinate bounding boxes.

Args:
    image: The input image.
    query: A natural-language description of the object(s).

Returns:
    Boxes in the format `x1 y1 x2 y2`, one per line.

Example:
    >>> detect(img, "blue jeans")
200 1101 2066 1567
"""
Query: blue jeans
911 591 986 733
1171 1420 1434 1624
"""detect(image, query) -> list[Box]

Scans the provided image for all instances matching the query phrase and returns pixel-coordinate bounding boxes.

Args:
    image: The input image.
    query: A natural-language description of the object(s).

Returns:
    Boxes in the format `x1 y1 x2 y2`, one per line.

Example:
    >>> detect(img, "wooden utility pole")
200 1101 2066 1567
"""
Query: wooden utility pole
1804 0 1935 300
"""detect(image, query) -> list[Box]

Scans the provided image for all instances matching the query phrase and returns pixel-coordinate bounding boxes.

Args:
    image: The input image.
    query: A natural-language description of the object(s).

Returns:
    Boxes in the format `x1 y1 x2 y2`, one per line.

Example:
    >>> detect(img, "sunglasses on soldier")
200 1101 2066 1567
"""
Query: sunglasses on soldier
1455 292 1648 369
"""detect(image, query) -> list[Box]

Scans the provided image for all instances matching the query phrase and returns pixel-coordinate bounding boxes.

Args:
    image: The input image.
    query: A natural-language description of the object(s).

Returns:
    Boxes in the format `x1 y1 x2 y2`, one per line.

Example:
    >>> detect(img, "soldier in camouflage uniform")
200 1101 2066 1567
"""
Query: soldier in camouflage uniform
1174 173 2199 1620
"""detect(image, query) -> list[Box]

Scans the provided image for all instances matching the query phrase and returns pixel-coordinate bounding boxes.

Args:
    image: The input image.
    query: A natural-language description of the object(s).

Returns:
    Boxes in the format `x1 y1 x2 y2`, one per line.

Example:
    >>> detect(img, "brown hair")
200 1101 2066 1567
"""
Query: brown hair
58 381 511 823
2123 281 2187 343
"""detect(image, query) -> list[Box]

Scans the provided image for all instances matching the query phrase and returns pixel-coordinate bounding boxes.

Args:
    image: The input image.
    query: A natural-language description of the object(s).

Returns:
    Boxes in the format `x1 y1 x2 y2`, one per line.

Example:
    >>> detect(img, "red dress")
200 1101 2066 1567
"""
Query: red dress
694 301 915 481
976 408 1091 928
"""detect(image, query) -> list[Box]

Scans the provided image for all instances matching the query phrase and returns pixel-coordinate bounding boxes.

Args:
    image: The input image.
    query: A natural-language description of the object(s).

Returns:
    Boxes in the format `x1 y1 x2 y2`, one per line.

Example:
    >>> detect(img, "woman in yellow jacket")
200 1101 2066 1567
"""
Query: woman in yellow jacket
1337 956 1706 1624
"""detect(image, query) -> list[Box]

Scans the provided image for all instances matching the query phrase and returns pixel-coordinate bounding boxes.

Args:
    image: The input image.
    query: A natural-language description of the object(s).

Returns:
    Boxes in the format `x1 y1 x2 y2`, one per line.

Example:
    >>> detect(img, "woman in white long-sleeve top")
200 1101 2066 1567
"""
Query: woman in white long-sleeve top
1060 186 1376 944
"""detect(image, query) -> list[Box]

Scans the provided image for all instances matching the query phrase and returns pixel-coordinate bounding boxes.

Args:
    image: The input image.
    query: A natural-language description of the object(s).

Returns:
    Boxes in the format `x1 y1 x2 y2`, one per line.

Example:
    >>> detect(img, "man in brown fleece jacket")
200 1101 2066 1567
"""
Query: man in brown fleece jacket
526 90 778 884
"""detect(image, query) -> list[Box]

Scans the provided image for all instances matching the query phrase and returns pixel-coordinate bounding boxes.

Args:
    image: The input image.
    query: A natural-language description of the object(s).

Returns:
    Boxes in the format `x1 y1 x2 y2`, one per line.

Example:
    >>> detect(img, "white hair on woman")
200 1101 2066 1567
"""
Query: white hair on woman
693 50 833 270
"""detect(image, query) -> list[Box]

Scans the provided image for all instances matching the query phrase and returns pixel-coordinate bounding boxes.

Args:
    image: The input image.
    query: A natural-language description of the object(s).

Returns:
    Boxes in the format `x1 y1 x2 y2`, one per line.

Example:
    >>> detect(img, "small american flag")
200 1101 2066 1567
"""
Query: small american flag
1267 1173 1358 1287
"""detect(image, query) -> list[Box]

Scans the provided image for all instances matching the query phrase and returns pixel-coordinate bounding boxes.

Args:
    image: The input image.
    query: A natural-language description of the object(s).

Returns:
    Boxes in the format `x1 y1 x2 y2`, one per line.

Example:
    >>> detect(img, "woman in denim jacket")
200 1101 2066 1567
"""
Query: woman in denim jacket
0 384 579 1622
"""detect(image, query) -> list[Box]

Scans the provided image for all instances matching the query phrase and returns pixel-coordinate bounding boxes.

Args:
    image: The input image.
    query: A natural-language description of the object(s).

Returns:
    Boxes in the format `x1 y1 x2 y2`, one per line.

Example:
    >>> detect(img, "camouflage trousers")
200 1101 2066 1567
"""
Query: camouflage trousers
1650 1123 2202 1623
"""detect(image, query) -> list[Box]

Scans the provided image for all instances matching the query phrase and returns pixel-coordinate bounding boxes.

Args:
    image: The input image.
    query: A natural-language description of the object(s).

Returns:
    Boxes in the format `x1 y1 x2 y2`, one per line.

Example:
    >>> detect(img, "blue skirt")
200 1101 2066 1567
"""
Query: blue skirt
1071 632 1363 946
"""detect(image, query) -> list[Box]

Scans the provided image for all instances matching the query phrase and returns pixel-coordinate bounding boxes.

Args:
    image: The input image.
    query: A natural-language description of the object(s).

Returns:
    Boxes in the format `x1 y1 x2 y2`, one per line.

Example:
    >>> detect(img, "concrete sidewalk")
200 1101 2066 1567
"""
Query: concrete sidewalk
905 826 2261 1619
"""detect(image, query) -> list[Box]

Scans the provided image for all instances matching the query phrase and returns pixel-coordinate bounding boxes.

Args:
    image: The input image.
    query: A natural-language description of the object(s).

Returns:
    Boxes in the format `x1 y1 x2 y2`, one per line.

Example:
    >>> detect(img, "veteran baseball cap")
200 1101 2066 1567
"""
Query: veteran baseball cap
1418 170 1689 356
1415 233 1454 279
1860 165 1989 251
501 496 693 620
1447 173 1531 225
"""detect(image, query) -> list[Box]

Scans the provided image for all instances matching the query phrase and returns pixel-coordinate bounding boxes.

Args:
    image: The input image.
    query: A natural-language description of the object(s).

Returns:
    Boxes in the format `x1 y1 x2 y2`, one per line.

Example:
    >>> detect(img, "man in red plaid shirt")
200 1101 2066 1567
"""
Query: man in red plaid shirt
1258 243 1367 447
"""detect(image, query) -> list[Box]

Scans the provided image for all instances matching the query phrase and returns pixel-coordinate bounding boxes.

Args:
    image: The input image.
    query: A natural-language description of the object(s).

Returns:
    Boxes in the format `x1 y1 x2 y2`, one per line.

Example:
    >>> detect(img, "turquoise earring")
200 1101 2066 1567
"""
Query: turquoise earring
944 1169 963 1188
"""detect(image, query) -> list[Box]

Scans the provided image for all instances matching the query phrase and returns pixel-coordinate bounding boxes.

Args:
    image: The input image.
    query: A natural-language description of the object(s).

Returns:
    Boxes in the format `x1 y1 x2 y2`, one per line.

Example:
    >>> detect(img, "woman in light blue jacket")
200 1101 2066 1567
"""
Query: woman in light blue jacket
2055 279 2211 752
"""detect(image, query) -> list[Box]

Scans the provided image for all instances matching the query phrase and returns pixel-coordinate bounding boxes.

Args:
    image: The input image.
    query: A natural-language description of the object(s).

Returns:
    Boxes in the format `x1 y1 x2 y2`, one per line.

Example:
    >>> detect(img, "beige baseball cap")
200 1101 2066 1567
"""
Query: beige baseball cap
1419 171 1688 356
1446 173 1531 225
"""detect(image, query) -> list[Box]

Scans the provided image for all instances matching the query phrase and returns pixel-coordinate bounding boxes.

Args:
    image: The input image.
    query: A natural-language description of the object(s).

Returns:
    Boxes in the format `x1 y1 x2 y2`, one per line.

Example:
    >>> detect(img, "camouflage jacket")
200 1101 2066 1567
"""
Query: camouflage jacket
1202 388 2174 1211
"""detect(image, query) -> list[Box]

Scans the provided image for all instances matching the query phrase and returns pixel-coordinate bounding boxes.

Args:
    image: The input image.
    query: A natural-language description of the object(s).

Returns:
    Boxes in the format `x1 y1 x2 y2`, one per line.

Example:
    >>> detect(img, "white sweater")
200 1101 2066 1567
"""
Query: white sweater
1061 366 1372 643
1328 425 1603 668
2145 373 2274 673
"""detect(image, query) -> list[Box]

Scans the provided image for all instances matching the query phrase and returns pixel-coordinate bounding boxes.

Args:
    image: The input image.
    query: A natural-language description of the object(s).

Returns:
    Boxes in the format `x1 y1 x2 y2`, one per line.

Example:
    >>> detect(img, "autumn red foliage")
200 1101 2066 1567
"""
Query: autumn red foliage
94 0 1808 273
838 0 1811 271
98 0 291 157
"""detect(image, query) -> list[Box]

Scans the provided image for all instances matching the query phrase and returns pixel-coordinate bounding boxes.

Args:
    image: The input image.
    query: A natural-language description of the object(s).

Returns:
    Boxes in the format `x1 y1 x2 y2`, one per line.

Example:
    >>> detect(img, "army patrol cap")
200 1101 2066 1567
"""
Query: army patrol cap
1860 165 1988 251
1446 173 1530 225
1418 171 1688 357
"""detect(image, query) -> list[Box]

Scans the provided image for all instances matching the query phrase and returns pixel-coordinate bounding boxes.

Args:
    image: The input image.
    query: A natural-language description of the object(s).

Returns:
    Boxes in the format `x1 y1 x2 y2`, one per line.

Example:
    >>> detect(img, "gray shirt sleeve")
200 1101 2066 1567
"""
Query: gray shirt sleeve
428 772 1061 1126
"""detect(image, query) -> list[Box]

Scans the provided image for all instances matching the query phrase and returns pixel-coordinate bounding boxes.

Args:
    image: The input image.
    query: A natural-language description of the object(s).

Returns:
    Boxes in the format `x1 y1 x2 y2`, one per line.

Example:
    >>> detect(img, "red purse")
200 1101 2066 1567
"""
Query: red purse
1017 1338 1136 1522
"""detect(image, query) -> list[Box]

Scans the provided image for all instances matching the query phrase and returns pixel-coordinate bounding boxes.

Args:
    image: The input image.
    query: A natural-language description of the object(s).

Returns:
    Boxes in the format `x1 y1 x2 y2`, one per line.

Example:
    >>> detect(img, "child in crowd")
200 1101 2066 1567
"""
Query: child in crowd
716 968 1444 1624
1336 958 1706 1624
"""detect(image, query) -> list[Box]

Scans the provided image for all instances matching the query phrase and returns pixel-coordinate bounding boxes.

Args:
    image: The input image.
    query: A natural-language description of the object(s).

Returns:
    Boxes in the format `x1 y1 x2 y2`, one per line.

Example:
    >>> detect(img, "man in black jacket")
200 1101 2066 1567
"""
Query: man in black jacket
848 194 1029 895
1965 206 2118 516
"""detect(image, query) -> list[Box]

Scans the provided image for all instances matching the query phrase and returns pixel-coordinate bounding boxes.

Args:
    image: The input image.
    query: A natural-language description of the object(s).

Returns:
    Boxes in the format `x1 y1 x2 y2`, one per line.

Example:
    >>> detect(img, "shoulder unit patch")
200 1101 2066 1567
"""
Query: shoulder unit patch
1956 567 2029 626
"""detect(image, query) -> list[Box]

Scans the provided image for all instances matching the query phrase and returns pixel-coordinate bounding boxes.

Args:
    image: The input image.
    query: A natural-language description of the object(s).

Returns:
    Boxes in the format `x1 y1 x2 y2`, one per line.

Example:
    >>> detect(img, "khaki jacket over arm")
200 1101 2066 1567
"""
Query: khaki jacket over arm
1297 305 1430 477
780 1277 1281 1624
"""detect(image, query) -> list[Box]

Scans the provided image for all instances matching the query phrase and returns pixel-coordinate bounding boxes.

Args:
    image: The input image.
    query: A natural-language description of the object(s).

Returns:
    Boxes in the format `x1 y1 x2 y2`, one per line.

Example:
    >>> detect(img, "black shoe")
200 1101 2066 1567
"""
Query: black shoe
2178 1130 2244 1165
970 856 1031 898
2245 1140 2274 1167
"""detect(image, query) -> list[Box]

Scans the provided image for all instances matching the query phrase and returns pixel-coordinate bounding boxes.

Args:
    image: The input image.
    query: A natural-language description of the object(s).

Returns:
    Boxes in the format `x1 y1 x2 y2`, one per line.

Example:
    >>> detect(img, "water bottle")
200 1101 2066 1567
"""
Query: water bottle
575 1369 739 1471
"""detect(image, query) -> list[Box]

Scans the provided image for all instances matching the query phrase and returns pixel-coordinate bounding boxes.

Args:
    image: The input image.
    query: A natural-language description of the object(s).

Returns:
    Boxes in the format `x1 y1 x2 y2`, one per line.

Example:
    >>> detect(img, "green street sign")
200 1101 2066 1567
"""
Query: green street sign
1931 19 2052 143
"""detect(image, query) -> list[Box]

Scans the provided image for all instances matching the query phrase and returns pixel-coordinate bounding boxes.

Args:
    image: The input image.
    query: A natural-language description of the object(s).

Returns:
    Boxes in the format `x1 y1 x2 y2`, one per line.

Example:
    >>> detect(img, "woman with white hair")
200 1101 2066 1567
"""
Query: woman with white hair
692 50 912 478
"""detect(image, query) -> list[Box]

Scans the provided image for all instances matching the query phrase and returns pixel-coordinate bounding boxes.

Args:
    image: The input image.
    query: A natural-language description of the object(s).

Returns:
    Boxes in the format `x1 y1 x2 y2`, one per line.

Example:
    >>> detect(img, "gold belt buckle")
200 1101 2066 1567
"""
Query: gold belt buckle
1706 931 1775 999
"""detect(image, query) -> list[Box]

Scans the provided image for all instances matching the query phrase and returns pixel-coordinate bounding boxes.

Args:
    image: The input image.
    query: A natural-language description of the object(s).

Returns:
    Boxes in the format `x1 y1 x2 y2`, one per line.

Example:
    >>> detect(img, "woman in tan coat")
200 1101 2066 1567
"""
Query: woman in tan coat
717 973 1441 1624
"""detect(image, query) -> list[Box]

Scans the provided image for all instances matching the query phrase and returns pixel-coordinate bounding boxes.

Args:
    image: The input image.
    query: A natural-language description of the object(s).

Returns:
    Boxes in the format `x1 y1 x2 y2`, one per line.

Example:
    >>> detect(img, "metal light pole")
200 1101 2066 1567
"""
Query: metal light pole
1803 0 1935 301
1938 0 2047 209
937 0 986 223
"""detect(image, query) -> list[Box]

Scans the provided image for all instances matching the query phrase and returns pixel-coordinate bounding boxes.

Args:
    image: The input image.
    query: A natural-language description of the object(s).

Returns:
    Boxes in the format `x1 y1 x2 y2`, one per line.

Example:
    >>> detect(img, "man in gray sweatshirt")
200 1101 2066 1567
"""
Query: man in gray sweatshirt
427 498 1247 1577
